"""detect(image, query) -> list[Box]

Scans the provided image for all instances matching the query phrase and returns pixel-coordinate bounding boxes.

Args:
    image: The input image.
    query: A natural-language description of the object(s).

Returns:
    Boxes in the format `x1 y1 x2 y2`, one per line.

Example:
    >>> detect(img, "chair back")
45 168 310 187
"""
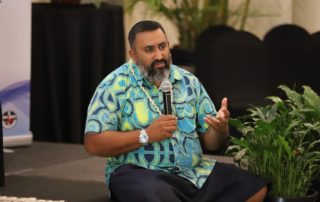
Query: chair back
264 24 319 96
195 27 270 118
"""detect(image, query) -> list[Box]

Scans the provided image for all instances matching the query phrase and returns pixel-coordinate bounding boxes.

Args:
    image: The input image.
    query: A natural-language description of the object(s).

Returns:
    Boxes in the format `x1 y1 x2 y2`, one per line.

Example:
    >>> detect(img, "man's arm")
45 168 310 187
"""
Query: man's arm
84 115 177 157
84 130 142 157
202 98 230 151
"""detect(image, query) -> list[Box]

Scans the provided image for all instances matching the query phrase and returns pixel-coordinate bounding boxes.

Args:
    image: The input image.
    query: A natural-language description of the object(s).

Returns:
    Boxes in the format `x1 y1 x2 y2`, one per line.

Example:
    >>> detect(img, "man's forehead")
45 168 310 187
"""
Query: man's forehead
135 29 167 47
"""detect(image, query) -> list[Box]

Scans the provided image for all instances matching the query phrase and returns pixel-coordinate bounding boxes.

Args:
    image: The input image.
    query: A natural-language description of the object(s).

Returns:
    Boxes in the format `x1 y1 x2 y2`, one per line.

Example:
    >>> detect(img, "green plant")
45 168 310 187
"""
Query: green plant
91 0 102 8
227 85 320 198
90 0 123 8
126 0 253 50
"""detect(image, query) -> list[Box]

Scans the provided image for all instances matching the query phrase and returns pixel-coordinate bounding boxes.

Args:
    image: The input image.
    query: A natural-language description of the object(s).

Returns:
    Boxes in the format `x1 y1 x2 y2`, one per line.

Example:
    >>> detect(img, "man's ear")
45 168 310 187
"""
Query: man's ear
129 49 136 63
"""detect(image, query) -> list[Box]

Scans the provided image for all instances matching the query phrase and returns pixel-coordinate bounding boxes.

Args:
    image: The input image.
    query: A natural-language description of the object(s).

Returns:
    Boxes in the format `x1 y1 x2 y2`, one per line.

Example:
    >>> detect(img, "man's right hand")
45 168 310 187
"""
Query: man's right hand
146 115 177 143
84 115 178 157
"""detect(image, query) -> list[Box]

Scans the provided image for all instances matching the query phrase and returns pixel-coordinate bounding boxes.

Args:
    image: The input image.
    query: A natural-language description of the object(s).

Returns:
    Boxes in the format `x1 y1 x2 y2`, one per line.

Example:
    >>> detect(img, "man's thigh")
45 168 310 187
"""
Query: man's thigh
194 162 268 202
109 164 197 202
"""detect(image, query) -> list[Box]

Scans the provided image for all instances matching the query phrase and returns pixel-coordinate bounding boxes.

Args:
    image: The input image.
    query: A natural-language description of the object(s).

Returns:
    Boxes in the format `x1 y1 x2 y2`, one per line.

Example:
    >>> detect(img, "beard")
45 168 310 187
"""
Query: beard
138 57 171 84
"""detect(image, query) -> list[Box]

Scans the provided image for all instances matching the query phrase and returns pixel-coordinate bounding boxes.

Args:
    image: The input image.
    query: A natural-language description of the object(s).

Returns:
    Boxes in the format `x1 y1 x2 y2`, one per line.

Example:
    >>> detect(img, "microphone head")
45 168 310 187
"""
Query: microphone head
159 78 172 93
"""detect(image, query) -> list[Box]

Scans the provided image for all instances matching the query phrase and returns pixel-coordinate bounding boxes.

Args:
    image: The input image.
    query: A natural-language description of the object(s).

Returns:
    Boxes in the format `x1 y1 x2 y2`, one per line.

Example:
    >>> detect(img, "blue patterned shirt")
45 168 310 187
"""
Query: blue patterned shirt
85 61 217 189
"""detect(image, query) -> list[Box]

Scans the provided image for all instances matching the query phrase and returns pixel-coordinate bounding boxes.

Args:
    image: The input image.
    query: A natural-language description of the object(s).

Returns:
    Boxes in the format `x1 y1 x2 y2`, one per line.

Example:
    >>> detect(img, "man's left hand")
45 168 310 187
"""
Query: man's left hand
204 97 230 137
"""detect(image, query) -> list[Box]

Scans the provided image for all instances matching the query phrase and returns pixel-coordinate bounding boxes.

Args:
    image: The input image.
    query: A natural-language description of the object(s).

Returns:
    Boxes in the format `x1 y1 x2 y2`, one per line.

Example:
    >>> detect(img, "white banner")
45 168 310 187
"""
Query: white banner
0 0 32 147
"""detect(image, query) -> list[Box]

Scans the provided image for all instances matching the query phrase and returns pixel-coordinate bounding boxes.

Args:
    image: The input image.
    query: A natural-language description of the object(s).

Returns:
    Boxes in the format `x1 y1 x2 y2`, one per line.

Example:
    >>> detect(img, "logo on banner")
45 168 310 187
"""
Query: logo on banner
2 111 17 129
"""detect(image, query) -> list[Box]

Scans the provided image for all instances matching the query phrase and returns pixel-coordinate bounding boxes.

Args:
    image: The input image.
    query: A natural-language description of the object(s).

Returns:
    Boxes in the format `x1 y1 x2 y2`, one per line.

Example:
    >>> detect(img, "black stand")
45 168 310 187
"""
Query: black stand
0 102 4 186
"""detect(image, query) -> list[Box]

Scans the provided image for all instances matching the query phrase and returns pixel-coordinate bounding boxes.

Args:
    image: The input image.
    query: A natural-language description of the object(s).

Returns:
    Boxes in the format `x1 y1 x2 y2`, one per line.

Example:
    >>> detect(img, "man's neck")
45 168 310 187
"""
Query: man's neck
154 81 162 88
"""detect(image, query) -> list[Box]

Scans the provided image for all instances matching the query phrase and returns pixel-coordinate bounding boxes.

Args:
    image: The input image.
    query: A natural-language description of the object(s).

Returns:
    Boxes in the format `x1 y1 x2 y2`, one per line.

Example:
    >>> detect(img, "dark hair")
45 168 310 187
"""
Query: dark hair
128 20 166 48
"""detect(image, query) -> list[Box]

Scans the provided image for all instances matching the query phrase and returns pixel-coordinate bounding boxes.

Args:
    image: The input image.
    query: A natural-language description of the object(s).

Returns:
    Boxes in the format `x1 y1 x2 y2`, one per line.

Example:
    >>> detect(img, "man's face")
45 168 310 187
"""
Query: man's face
130 28 171 84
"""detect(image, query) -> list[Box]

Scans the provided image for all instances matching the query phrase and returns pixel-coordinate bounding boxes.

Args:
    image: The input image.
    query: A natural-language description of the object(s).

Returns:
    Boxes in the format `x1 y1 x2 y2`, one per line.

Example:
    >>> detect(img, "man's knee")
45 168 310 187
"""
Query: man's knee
110 176 180 201
246 186 268 202
109 165 182 201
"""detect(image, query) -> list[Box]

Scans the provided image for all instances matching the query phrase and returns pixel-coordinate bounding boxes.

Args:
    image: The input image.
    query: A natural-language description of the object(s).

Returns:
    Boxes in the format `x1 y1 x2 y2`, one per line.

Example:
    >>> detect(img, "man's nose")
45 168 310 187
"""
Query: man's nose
154 49 164 60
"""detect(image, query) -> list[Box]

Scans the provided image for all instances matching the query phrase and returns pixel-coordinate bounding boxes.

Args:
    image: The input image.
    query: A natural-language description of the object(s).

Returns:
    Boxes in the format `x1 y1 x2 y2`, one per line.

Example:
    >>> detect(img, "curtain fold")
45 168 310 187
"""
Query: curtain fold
31 3 125 143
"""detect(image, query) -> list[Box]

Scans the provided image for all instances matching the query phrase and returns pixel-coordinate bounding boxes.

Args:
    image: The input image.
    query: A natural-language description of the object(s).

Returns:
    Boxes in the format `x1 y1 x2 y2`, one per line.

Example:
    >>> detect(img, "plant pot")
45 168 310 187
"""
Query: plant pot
265 190 319 202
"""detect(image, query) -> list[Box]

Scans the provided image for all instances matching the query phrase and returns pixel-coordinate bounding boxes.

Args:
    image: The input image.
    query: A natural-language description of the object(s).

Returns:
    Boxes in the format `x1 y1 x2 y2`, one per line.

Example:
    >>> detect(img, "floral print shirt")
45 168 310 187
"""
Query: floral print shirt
85 61 217 189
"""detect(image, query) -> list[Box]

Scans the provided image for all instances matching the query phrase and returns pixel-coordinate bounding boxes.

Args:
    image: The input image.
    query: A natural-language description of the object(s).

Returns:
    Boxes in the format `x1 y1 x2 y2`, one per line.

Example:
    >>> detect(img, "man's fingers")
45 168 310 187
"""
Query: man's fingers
204 117 221 131
204 115 220 125
221 97 228 109
219 108 230 119
165 125 177 132
205 114 229 125
160 115 178 121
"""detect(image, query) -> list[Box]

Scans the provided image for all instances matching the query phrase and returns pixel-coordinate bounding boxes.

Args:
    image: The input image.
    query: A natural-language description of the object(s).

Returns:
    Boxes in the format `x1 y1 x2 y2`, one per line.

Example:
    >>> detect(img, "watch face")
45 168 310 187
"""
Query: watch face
139 130 149 145
140 134 148 143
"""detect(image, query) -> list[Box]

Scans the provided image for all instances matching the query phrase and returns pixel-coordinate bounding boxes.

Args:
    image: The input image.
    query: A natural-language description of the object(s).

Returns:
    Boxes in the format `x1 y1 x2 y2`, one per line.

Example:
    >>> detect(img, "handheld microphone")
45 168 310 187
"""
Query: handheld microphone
159 79 172 115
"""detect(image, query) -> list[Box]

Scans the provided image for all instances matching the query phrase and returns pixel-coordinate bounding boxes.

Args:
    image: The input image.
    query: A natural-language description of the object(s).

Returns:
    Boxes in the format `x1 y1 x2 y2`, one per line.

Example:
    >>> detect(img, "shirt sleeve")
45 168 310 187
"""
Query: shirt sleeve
195 80 217 134
84 75 121 134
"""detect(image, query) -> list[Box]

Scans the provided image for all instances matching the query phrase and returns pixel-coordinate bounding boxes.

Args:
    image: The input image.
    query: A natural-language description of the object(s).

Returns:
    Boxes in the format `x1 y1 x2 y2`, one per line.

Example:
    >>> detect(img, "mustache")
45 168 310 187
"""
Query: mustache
151 59 169 69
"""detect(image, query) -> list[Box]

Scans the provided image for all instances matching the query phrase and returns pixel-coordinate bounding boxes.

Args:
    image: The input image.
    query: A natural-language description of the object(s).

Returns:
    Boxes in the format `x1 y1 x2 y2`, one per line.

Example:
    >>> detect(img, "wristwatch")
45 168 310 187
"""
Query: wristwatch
139 129 149 145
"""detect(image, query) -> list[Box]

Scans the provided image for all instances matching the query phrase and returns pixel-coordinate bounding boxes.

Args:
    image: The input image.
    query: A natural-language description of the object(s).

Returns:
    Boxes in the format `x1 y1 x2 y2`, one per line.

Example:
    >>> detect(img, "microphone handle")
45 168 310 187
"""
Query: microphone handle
163 92 172 115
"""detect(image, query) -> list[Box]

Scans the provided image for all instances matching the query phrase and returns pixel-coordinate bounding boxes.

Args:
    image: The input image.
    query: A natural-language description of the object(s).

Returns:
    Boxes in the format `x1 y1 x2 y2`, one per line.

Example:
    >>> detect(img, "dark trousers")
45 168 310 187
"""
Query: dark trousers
109 162 267 202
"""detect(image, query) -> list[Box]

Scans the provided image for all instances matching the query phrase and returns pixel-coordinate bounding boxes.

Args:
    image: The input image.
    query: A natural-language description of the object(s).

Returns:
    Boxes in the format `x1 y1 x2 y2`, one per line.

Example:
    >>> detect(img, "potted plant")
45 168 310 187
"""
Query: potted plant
126 0 252 50
227 85 320 201
51 0 105 7
89 0 123 8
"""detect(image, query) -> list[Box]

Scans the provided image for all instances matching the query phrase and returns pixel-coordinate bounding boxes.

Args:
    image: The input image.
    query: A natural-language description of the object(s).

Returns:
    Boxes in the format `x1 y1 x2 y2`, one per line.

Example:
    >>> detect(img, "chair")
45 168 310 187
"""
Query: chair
312 31 320 43
194 27 270 154
195 25 236 76
264 24 319 96
195 27 270 118
310 31 320 94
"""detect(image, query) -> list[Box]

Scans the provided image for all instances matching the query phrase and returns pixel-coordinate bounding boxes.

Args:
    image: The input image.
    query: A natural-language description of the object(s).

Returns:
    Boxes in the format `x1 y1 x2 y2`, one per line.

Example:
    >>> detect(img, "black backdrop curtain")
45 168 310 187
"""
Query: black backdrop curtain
31 3 125 143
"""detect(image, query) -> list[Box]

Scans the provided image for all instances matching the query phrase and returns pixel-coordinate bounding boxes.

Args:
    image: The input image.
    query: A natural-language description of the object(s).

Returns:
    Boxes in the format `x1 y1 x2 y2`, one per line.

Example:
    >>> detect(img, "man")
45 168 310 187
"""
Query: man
84 20 267 202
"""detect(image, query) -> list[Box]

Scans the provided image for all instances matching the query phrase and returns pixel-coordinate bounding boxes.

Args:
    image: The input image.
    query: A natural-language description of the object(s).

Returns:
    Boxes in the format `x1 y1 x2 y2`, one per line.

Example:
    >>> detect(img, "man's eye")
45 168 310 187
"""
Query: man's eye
145 47 153 53
159 44 167 50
